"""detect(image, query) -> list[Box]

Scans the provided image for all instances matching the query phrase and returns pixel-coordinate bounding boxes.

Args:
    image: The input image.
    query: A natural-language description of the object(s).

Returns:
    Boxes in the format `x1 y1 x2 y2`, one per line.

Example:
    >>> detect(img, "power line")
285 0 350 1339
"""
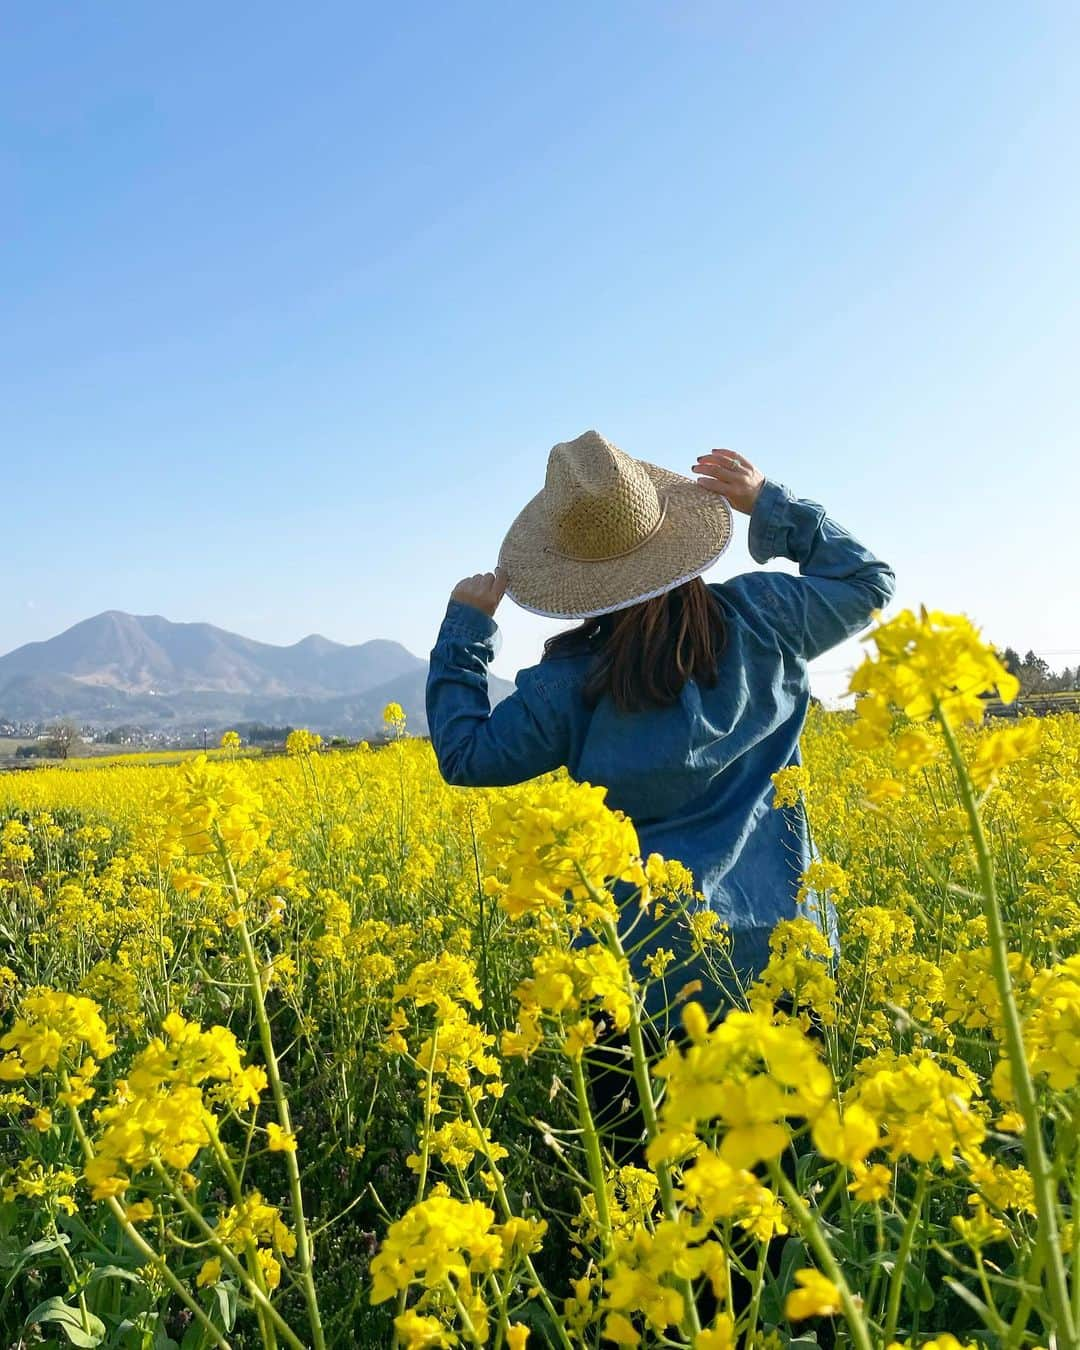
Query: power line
813 648 1080 676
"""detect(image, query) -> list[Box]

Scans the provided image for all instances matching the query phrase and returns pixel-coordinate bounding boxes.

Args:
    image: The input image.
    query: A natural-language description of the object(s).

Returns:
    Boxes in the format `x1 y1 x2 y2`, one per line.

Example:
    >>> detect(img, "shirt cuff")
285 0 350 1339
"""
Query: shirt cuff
747 479 791 565
440 598 500 642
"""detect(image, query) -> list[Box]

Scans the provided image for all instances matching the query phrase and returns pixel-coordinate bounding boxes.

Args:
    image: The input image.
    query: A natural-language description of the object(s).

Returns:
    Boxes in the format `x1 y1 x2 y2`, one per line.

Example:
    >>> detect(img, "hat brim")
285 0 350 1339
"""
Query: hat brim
497 461 734 620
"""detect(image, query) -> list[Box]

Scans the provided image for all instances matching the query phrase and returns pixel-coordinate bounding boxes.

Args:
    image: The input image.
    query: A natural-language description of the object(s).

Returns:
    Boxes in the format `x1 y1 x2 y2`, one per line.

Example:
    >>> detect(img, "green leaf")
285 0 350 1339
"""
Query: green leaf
86 1263 145 1288
943 1276 997 1326
21 1234 71 1259
900 1260 936 1314
25 1296 107 1348
759 1234 808 1322
795 1148 821 1193
2 1232 72 1280
211 1279 238 1332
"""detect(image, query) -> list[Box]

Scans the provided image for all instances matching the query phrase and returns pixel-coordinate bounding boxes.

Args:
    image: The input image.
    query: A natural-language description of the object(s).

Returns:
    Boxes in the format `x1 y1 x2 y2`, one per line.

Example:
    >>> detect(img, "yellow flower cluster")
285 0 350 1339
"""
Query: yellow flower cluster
86 1012 265 1198
848 607 1018 745
0 988 114 1081
0 599 1077 1349
483 778 646 926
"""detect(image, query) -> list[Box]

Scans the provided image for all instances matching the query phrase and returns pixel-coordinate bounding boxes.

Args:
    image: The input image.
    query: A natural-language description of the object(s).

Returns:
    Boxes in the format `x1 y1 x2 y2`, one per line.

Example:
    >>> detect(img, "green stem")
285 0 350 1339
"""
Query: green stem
974 1250 1009 1337
570 1054 612 1242
225 846 326 1350
461 1094 573 1350
599 914 702 1337
446 1276 481 1343
769 1163 875 1350
50 1213 92 1335
884 1170 927 1342
937 708 1076 1344
58 1077 231 1350
398 1024 439 1327
152 1162 306 1350
1006 1243 1044 1348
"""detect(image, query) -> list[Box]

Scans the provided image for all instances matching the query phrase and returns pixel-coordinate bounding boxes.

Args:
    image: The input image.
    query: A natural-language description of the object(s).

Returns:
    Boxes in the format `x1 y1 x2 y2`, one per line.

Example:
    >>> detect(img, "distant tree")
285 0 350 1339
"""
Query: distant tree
996 646 1079 696
1001 647 1022 678
104 725 143 746
45 720 81 760
1020 650 1053 695
233 722 294 746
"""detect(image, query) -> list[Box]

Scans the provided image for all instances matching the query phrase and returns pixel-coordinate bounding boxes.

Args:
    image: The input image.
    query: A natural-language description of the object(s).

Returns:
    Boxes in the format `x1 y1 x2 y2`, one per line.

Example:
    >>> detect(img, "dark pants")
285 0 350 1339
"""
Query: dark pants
584 1002 833 1342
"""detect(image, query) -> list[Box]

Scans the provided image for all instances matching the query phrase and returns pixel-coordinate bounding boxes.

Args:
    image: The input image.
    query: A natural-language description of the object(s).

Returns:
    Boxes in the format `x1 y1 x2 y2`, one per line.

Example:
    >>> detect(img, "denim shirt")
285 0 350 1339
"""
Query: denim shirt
425 480 895 1009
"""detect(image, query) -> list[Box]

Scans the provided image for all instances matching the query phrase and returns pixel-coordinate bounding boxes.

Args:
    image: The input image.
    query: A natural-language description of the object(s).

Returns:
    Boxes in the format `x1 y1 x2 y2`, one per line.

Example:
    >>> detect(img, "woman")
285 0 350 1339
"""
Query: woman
425 430 894 1013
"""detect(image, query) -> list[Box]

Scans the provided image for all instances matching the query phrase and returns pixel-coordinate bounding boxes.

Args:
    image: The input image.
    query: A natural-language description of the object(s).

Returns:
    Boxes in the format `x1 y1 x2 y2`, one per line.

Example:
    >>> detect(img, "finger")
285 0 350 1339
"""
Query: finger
692 462 740 481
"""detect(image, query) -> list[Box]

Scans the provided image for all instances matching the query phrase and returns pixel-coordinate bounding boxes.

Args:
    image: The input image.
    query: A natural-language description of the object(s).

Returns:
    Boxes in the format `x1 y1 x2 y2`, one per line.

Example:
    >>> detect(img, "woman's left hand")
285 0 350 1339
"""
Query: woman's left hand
451 566 508 617
692 448 765 515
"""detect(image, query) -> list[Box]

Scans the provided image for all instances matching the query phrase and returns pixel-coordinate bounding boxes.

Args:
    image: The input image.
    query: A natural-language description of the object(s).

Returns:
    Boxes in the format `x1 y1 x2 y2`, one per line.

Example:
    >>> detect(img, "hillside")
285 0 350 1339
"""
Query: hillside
0 612 513 737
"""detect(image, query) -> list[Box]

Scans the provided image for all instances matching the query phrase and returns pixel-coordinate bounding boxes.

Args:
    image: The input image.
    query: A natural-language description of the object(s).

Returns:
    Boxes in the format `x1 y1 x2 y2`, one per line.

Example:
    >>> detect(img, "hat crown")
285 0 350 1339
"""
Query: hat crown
545 431 664 561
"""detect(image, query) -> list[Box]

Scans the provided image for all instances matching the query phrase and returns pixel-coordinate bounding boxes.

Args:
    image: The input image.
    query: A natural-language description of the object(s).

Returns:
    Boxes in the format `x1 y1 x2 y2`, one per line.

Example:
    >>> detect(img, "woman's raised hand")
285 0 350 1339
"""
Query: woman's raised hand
692 448 765 515
451 565 508 617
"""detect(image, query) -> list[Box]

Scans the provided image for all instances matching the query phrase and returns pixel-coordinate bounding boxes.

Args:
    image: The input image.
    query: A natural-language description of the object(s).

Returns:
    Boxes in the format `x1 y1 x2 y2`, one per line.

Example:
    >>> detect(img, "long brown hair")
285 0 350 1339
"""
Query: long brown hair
542 577 726 713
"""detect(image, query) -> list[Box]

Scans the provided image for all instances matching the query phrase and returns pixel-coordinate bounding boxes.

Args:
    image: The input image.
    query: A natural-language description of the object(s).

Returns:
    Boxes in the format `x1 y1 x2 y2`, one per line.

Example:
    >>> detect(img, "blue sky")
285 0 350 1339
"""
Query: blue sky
3 2 1078 701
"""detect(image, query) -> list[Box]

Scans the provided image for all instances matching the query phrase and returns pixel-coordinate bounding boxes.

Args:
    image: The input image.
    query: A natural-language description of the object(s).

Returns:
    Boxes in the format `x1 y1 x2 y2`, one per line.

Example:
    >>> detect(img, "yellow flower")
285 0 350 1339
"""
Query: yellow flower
771 765 809 808
893 728 940 770
394 1310 453 1348
0 989 114 1076
603 1311 642 1345
695 1316 736 1349
952 1199 1010 1248
256 1247 281 1290
970 720 1041 790
483 778 644 926
266 1122 298 1152
644 948 675 978
886 1338 980 1350
285 728 322 756
196 1257 222 1287
391 1306 450 1350
811 1102 879 1168
370 1196 502 1305
864 776 905 806
848 608 1018 739
848 1162 892 1203
785 1268 842 1320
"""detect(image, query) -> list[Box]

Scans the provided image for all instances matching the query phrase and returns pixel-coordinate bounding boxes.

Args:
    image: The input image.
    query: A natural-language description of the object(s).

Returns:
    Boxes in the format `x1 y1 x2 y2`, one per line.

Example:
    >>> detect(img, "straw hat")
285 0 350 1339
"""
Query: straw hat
498 430 733 619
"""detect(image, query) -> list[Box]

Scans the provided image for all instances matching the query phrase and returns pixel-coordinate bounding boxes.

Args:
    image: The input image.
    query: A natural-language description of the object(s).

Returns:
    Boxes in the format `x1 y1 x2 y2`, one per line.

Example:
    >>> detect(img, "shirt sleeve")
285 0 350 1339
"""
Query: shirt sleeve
424 598 569 787
741 480 896 661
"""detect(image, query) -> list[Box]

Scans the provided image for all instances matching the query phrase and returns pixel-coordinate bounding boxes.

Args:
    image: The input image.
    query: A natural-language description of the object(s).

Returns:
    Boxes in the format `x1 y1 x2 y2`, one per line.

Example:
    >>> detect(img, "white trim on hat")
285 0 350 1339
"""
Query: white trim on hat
506 541 732 621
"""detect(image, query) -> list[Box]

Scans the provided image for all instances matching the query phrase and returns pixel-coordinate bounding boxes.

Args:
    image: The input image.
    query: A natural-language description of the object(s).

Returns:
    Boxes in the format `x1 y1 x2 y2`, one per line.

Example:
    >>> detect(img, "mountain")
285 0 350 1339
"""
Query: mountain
0 612 513 737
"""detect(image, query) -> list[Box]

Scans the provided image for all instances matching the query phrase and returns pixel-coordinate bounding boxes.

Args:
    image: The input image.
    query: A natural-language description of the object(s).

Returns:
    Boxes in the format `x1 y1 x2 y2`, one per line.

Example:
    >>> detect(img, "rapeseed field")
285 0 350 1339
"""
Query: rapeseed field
1 611 1077 1349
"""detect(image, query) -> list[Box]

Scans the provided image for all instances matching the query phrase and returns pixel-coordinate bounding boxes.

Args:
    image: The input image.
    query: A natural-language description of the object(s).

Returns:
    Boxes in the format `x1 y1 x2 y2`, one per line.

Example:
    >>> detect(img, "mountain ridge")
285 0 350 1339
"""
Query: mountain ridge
0 611 512 737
